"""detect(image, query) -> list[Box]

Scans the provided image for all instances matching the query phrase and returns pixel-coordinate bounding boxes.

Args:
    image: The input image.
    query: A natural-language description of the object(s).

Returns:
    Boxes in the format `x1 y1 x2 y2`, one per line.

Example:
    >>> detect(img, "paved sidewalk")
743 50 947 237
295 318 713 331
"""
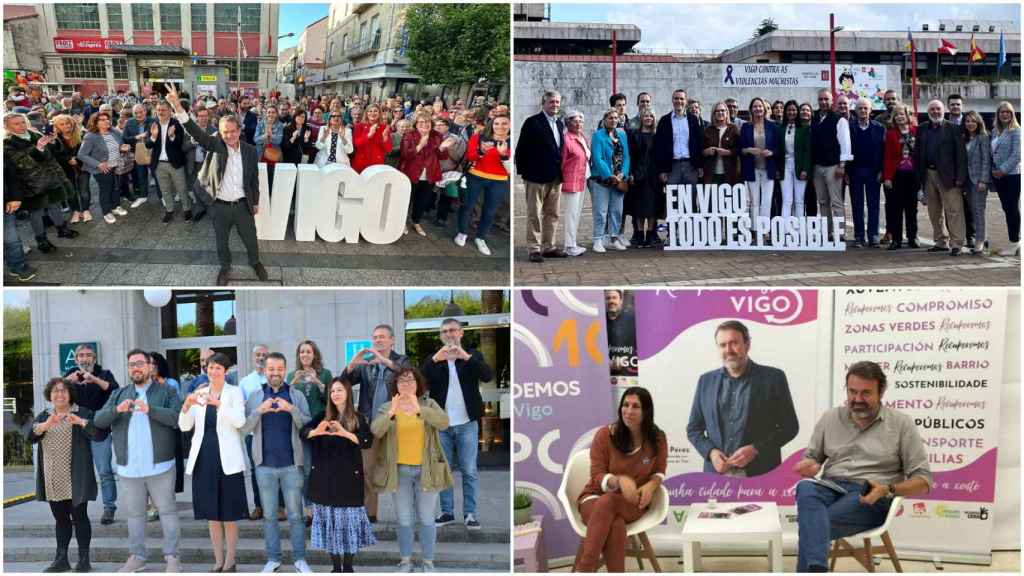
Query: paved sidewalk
5 188 509 287
513 183 1021 286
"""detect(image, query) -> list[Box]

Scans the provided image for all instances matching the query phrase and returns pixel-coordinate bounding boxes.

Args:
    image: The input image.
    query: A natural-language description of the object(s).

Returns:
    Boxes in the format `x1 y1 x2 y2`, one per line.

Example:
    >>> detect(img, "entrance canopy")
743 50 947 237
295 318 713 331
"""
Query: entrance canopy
107 44 190 56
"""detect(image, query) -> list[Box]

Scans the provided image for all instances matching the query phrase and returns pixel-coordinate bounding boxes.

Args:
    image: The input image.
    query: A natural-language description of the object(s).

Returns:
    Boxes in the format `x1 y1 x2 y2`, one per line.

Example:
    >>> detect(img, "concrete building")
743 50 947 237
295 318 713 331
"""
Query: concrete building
295 15 327 98
13 2 281 97
321 2 417 100
4 5 41 72
19 289 511 457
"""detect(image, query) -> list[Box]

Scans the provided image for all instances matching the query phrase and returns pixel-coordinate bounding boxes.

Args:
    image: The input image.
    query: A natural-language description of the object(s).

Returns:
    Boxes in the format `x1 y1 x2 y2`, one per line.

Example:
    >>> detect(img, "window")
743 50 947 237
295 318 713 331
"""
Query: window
370 15 381 49
359 22 368 46
131 4 154 31
55 4 100 30
343 33 349 51
214 4 261 33
112 58 128 80
217 59 259 83
62 58 107 80
160 291 237 339
160 4 181 31
107 4 123 31
191 4 206 32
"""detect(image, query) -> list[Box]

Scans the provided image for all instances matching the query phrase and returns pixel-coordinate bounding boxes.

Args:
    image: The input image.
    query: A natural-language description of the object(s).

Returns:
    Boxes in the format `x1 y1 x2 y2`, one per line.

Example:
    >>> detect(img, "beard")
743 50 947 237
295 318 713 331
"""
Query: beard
78 362 95 373
849 402 878 419
267 376 283 388
130 371 148 385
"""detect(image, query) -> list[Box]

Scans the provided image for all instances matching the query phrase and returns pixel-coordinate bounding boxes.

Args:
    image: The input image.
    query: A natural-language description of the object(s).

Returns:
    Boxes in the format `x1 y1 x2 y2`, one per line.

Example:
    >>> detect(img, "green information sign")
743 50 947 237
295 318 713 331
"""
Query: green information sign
59 342 100 374
199 74 217 82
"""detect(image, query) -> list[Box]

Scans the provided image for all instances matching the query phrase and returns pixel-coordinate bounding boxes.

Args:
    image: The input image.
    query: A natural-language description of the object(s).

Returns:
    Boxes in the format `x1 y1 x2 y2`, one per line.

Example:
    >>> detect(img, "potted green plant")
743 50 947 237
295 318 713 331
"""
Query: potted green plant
514 490 533 525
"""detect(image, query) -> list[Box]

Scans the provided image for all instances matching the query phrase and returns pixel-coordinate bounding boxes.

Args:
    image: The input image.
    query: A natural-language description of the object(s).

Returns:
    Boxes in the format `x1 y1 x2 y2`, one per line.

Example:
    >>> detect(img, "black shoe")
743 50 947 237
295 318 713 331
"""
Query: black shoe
888 243 902 251
850 240 863 248
927 245 949 253
162 212 173 224
100 509 115 525
951 247 961 256
184 210 193 222
529 251 543 263
253 263 269 281
434 218 447 227
367 515 377 524
435 513 456 527
36 236 56 254
907 239 920 249
44 549 71 573
7 266 38 282
192 209 206 223
57 225 79 239
74 549 92 573
216 268 230 286
867 240 879 248
649 234 664 248
542 248 567 258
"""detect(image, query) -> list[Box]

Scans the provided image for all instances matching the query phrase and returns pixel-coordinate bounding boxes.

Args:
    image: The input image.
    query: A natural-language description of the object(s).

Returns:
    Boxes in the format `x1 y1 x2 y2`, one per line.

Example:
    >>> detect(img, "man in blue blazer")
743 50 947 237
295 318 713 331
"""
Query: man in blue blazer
515 90 566 262
687 320 799 477
654 89 704 186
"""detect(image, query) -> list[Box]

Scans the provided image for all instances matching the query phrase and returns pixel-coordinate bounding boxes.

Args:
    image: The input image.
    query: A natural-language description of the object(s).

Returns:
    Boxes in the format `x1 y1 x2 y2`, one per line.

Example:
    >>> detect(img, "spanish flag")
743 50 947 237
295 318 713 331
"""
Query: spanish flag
970 34 986 62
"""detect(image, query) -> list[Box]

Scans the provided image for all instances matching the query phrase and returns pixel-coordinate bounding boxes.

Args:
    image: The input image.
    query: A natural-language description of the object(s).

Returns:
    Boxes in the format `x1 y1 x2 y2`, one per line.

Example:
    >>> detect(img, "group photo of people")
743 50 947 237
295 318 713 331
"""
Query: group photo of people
517 87 1020 258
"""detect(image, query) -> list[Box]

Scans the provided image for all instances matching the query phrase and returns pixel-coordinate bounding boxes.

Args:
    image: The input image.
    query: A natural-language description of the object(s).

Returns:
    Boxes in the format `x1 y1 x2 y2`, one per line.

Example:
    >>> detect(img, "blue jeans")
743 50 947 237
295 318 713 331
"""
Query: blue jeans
795 479 892 572
588 179 624 242
4 211 29 274
255 465 306 562
132 164 150 201
393 465 439 561
438 421 478 517
850 167 881 242
90 437 117 512
458 173 508 241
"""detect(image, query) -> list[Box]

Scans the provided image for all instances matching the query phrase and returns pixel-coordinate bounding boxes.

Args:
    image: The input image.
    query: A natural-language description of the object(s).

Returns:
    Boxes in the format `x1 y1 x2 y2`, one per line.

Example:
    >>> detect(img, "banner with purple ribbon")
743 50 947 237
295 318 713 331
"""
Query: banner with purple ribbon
635 289 826 537
513 290 615 562
834 289 1006 561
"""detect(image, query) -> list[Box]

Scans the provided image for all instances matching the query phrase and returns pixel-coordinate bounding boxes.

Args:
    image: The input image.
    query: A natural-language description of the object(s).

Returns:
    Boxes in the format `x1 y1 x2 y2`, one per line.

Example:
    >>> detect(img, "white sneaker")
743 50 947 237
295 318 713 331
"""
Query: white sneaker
164 555 180 573
474 238 491 256
998 242 1019 257
260 560 281 573
397 559 415 573
421 560 436 572
566 246 587 257
113 206 129 216
130 198 147 209
592 240 606 253
611 237 628 251
293 559 312 573
454 233 467 247
103 213 117 224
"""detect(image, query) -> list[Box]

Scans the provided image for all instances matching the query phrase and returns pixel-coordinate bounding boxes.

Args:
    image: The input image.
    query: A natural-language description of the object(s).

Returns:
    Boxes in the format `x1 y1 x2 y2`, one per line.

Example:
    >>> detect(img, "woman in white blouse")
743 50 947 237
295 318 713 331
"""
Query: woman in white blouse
315 112 355 168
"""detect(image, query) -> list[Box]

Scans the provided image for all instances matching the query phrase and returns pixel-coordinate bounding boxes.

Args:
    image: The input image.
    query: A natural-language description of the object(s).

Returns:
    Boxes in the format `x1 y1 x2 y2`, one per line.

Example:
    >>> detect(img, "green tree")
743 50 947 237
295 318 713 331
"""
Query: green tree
754 18 779 38
404 4 510 87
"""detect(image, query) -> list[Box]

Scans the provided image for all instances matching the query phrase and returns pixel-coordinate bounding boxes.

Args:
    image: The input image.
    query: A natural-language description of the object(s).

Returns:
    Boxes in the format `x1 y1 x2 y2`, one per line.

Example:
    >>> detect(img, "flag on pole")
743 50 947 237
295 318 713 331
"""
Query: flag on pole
241 42 248 58
938 38 958 55
907 27 918 119
905 28 915 52
997 29 1007 71
970 34 986 62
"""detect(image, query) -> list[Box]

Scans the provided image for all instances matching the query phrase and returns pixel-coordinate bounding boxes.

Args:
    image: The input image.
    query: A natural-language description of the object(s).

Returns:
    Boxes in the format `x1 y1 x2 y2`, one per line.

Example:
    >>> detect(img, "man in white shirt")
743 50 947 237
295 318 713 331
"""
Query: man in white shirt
164 84 267 286
422 318 494 531
239 345 269 519
810 89 854 242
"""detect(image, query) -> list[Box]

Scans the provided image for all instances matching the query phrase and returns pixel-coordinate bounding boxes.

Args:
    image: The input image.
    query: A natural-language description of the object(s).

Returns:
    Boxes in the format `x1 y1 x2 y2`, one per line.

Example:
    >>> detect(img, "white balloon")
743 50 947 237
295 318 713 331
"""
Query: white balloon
143 289 172 308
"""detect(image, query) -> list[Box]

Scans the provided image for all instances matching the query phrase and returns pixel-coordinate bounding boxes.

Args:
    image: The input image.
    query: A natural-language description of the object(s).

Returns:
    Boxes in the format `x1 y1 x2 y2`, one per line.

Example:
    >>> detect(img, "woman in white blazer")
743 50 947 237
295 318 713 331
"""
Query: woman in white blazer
178 353 247 573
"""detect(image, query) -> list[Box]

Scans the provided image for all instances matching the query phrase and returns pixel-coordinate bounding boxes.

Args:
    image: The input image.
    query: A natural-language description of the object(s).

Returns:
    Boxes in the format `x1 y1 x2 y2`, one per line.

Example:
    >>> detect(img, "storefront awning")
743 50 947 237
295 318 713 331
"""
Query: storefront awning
107 44 190 56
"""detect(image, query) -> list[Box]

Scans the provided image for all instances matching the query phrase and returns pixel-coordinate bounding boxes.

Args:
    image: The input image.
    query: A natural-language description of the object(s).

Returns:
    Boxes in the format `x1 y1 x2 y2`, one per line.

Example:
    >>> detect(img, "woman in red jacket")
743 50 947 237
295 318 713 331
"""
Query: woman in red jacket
351 103 392 173
400 111 446 237
881 103 920 250
455 113 511 257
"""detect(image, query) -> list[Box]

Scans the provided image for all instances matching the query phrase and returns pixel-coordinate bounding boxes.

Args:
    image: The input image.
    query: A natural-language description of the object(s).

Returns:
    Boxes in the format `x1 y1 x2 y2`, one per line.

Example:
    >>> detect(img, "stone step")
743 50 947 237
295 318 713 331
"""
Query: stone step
2 537 509 570
3 518 507 544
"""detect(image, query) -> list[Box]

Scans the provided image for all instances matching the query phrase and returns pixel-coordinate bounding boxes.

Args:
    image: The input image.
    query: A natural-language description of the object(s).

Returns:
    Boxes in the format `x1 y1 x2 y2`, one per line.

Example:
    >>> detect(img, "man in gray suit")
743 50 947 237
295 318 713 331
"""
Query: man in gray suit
165 84 267 286
687 320 799 478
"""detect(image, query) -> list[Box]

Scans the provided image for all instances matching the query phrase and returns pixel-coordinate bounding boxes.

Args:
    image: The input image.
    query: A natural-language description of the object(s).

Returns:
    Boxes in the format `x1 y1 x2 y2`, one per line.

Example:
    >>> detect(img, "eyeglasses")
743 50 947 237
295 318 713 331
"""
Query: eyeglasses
127 361 148 368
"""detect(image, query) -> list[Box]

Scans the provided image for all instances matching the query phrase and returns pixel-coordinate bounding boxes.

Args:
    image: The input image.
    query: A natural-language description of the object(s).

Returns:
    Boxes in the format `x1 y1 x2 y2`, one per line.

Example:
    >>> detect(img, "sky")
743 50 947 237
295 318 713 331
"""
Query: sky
550 3 1020 53
4 290 29 308
277 2 330 52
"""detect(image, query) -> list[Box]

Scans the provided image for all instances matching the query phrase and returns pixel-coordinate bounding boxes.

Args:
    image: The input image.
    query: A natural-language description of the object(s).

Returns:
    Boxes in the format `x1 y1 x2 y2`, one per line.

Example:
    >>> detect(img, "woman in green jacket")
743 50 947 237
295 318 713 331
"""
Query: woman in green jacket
779 100 812 217
371 367 451 573
287 339 330 525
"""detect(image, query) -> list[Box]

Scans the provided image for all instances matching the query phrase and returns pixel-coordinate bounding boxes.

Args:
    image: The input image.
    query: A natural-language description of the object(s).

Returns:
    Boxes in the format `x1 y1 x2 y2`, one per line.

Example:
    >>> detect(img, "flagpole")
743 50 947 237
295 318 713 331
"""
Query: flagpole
236 6 242 98
968 34 973 79
911 34 918 119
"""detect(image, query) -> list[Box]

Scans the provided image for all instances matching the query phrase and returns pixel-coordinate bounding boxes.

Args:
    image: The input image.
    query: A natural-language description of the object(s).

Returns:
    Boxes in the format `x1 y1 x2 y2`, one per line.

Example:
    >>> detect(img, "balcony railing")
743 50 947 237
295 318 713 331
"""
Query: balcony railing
342 31 382 60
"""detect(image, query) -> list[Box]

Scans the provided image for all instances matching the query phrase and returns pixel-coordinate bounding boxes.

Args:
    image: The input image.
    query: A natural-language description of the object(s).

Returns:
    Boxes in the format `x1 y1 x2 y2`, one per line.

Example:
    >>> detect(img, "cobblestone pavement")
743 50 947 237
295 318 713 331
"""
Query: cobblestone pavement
6 189 510 287
513 183 1021 286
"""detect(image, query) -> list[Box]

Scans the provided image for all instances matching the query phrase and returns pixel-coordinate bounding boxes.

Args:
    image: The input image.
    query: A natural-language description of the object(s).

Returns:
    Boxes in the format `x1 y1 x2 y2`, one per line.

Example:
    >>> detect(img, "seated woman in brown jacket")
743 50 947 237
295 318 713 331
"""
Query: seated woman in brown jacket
575 386 667 572
702 101 741 185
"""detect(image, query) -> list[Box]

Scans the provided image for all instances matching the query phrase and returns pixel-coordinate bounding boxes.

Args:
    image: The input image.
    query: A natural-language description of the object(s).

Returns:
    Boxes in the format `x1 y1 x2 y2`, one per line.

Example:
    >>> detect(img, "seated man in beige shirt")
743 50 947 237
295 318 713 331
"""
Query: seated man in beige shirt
792 360 932 572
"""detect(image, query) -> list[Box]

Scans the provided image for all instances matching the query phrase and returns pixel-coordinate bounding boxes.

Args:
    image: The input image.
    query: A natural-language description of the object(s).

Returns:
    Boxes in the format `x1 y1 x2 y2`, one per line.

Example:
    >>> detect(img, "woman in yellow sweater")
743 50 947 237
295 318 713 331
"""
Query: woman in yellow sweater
371 368 451 573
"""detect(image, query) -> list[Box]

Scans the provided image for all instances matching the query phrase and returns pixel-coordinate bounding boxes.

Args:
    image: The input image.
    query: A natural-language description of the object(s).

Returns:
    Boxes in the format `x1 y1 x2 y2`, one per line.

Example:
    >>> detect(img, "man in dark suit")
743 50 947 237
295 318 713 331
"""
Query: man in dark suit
516 90 565 262
145 100 191 223
654 89 703 187
422 318 494 530
687 320 799 478
916 99 969 255
165 84 268 286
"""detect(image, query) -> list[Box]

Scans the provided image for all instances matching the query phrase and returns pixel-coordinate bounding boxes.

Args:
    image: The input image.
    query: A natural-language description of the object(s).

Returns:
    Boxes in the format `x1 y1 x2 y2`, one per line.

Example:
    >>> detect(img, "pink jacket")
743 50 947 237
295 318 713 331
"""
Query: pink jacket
560 129 591 193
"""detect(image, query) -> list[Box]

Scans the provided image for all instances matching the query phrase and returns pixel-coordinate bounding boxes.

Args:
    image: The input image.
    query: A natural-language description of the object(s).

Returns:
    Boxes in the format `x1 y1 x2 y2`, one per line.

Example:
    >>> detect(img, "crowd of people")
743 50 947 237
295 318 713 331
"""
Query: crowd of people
3 85 511 283
29 318 493 573
518 88 1020 259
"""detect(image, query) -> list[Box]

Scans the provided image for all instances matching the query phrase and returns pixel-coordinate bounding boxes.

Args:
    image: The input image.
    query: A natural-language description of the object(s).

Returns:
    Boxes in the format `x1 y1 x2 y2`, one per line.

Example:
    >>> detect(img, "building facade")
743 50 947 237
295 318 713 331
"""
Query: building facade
295 15 327 98
321 2 418 100
19 2 280 97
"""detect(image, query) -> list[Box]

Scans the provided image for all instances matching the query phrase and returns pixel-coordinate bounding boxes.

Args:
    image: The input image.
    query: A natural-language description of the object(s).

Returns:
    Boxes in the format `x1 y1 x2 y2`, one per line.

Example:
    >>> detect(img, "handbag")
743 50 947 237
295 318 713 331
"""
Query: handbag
134 140 151 165
262 144 282 163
